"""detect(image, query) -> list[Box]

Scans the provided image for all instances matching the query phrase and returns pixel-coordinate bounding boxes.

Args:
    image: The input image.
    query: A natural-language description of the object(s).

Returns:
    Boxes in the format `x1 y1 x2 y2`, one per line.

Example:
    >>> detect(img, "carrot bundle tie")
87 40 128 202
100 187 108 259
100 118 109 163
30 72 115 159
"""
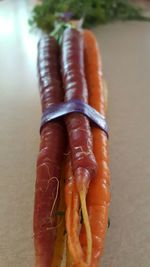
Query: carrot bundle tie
40 99 109 137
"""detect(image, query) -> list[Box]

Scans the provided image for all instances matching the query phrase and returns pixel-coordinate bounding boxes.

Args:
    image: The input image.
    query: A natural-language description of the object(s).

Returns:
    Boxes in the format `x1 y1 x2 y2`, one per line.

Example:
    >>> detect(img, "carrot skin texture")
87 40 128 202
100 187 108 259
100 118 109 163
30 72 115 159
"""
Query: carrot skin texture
61 28 97 189
79 30 110 266
51 160 66 267
34 36 65 267
38 37 64 111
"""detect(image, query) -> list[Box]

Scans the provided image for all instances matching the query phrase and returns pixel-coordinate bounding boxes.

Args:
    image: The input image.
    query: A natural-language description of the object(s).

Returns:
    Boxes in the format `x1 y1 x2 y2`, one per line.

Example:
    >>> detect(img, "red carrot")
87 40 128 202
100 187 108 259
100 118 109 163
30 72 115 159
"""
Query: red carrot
61 28 97 190
34 36 65 267
61 28 97 265
61 28 97 184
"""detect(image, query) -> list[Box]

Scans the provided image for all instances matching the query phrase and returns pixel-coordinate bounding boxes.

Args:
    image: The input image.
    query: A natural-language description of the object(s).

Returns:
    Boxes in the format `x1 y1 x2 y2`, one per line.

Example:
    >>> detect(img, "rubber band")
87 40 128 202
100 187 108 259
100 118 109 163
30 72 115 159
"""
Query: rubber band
40 99 108 137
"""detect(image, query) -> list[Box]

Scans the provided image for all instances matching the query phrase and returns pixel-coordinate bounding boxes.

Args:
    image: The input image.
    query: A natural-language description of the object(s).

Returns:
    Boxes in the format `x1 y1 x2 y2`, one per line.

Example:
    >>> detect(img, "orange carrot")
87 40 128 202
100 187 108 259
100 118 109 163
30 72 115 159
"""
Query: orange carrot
79 30 110 267
64 153 86 266
66 240 73 267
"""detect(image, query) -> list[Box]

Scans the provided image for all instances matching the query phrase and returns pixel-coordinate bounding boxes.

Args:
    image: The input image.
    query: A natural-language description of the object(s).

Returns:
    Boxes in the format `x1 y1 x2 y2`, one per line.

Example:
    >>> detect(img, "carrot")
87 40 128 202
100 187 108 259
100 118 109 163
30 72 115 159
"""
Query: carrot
61 28 97 265
66 240 73 267
34 36 65 267
64 153 84 265
79 30 110 267
61 28 97 188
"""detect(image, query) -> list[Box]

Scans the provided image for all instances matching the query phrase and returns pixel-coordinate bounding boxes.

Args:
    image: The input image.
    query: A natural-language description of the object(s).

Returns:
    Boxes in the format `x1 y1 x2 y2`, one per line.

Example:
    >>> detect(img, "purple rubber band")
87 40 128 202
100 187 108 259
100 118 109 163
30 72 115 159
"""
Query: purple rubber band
40 99 109 137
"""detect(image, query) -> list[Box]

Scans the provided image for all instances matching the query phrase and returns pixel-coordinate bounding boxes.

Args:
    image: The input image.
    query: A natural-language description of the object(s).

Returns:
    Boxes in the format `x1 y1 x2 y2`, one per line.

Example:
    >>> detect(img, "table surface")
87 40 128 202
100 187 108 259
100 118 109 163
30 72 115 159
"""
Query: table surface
0 1 150 267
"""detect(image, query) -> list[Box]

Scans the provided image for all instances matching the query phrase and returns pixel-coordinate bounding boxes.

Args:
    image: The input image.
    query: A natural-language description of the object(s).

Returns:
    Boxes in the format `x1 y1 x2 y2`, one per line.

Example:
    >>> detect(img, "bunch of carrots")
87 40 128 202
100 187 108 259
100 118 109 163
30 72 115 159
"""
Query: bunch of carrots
33 23 110 267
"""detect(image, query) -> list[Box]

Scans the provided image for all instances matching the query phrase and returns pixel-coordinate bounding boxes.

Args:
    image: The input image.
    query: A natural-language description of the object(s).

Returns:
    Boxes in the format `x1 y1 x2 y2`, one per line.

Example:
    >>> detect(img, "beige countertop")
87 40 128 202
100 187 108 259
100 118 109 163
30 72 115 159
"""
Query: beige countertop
0 1 150 267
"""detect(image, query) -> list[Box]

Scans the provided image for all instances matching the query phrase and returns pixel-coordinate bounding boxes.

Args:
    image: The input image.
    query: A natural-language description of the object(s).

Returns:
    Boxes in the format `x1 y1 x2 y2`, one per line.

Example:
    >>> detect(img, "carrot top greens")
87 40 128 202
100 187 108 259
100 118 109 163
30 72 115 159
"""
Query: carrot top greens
29 0 149 33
